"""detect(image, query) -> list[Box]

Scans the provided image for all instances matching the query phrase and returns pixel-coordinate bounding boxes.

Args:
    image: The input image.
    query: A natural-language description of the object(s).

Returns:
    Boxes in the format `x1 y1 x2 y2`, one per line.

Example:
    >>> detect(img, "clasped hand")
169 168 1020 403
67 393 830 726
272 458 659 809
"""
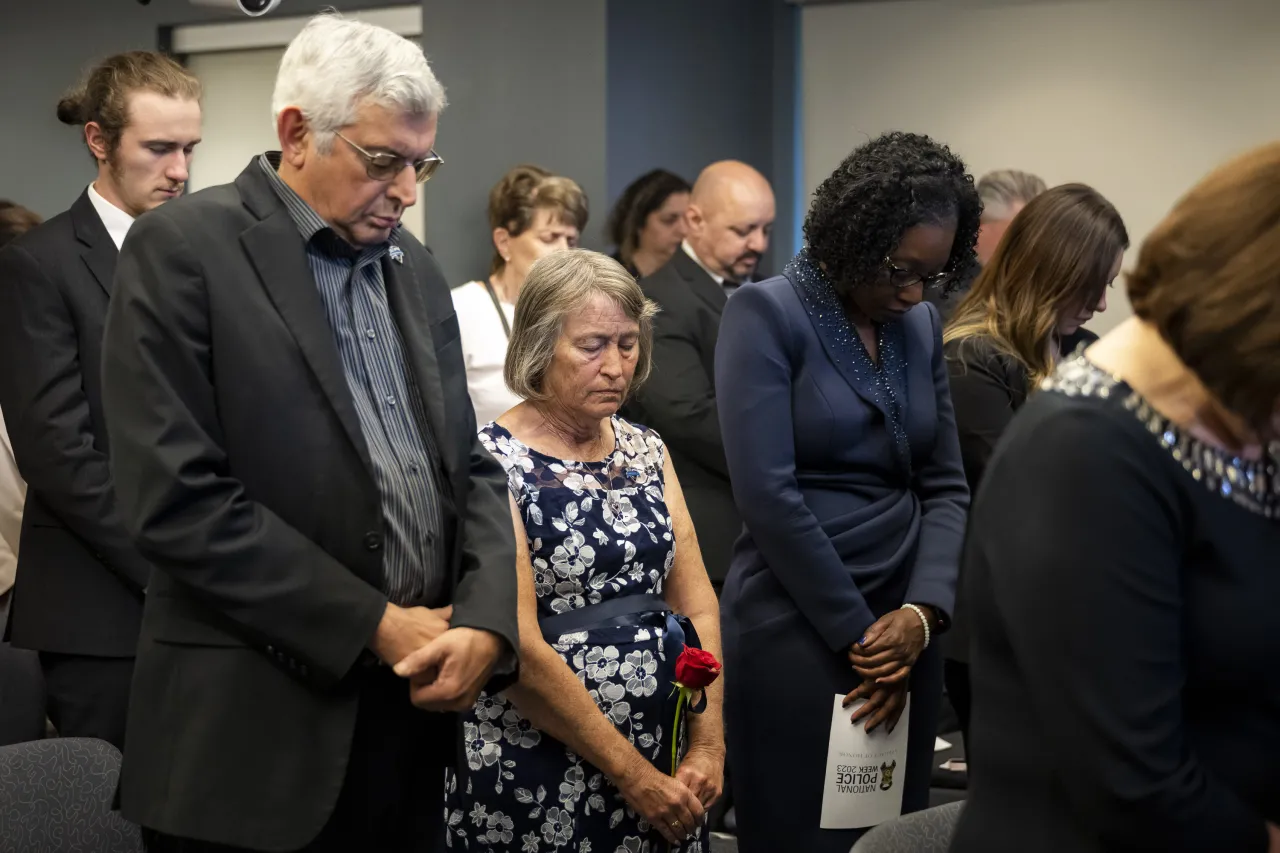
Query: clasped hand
371 602 505 712
844 608 928 733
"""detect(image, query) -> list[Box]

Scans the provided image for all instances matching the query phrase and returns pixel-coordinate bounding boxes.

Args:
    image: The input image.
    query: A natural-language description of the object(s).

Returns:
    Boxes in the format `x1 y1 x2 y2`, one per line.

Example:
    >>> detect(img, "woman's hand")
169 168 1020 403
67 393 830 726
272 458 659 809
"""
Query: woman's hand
1267 822 1280 853
848 608 930 685
843 679 909 734
617 759 706 845
675 745 725 810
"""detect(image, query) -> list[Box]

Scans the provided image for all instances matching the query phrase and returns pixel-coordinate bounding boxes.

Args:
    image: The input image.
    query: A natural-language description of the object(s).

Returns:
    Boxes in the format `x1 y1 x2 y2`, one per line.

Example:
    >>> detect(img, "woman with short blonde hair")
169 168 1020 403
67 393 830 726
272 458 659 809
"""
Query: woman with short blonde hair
451 165 589 425
445 249 724 852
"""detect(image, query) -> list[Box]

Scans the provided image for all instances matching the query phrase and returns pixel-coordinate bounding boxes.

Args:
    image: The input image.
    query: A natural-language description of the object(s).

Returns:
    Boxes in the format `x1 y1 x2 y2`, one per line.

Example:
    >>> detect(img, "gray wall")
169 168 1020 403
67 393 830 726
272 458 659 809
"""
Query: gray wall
0 0 396 220
606 0 800 272
0 0 799 280
420 0 608 286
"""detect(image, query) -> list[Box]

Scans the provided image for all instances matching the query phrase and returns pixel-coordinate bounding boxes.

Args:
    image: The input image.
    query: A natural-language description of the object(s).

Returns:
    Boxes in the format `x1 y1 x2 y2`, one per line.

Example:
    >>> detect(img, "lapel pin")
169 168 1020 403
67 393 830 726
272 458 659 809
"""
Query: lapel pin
389 245 404 264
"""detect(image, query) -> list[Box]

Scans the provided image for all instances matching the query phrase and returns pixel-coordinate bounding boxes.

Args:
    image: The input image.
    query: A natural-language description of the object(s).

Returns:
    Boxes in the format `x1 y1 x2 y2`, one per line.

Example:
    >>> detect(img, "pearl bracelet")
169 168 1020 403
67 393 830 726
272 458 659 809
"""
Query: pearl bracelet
901 603 931 650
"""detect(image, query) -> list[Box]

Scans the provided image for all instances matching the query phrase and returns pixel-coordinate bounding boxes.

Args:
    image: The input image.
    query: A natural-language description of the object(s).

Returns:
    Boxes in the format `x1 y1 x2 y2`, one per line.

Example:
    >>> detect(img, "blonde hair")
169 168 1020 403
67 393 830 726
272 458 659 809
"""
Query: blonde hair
946 183 1128 388
488 165 589 274
505 250 657 402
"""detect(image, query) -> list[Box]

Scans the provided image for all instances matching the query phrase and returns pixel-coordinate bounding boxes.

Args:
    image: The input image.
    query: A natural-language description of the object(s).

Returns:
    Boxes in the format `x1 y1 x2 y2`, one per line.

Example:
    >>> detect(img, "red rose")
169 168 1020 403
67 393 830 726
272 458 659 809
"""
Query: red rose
674 647 722 691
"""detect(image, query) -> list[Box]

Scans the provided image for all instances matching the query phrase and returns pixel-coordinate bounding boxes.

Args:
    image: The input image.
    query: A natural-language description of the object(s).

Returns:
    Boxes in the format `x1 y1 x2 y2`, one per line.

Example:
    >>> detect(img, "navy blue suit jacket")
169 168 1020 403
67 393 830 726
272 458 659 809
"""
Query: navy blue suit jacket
714 268 969 851
716 274 968 648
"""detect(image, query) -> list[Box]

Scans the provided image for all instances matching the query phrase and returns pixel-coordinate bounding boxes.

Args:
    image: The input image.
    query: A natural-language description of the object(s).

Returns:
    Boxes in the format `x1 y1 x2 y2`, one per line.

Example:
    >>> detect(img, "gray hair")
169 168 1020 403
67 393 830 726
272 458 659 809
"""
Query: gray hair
272 13 447 154
505 250 658 403
978 169 1048 223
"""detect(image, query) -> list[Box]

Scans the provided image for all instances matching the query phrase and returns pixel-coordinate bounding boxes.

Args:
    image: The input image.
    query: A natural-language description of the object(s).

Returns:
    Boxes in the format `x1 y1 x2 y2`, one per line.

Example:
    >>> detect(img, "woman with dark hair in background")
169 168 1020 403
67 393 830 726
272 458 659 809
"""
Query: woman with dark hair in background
607 168 691 278
941 183 1127 748
452 165 588 425
0 202 42 249
951 142 1280 852
715 132 976 852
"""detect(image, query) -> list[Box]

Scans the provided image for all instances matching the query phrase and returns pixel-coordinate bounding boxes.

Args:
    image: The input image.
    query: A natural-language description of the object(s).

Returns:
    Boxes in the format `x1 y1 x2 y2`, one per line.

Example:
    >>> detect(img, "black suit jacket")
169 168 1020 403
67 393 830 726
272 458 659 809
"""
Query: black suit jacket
622 249 739 584
0 190 147 656
101 160 519 850
942 328 1100 665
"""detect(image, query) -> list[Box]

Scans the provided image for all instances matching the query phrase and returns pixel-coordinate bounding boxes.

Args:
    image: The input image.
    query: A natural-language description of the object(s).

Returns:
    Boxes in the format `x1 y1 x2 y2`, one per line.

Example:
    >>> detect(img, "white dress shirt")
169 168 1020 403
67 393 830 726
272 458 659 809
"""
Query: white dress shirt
87 182 136 250
0 408 25 597
451 281 522 426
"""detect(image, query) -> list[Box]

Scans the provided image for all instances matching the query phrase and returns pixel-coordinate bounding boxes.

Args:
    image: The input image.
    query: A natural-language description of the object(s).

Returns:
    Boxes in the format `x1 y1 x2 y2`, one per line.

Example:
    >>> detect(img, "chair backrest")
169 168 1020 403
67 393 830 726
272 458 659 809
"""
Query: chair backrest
0 738 143 852
851 802 964 853
0 643 46 746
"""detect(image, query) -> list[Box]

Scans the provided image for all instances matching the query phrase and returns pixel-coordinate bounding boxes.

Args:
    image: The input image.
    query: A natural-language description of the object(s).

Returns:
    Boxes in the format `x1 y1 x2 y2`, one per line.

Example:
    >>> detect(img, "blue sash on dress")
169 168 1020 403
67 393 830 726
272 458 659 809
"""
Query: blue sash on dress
538 594 707 712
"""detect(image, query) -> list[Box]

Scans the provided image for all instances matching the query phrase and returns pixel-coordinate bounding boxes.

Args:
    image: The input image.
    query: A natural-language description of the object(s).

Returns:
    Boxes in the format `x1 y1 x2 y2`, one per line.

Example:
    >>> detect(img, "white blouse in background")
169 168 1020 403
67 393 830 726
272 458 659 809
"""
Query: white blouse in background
0 407 26 597
451 281 521 427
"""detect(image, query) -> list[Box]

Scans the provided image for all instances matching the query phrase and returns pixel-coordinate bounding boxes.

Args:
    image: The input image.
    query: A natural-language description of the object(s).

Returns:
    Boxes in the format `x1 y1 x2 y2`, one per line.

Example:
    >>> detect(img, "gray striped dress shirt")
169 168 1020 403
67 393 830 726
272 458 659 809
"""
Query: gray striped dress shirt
259 153 446 605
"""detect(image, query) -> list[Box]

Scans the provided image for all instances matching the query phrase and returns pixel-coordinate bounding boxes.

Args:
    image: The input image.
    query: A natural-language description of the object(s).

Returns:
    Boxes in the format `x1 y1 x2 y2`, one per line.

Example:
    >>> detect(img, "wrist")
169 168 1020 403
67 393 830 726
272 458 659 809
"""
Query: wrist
612 748 651 790
369 601 402 656
901 603 932 649
686 739 726 760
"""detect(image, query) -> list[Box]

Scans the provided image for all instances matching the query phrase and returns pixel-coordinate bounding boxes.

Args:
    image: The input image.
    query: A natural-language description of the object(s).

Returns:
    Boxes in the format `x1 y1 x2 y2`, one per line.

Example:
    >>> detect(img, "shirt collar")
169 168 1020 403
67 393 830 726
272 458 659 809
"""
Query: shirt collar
86 182 136 250
682 239 739 289
258 151 399 263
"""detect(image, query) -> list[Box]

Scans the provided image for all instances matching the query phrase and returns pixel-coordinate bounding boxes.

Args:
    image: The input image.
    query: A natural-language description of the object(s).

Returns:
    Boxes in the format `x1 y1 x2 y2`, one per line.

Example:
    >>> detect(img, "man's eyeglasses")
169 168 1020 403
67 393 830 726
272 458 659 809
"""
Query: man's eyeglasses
883 257 954 291
336 132 443 184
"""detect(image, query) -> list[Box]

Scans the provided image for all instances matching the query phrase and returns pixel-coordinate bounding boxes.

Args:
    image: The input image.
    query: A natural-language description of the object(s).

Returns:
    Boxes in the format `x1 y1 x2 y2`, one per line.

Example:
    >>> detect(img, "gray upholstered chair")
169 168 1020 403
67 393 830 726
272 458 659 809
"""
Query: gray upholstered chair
0 737 143 852
851 801 964 853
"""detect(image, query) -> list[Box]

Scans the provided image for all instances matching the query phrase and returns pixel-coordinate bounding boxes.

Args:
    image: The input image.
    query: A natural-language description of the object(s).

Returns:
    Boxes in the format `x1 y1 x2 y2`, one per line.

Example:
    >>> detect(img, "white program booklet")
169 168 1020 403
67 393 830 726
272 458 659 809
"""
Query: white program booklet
819 693 911 829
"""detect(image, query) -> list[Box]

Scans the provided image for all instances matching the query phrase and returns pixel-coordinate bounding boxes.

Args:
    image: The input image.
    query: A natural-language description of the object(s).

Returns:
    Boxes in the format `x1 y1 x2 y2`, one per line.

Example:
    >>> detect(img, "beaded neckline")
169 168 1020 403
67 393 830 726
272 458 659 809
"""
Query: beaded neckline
1043 355 1280 518
783 248 913 478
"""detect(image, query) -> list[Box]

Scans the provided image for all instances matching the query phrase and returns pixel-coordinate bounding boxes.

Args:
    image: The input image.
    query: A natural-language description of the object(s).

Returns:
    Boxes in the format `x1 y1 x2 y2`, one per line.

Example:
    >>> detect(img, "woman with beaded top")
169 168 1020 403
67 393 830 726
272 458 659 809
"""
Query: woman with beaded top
951 142 1280 852
714 132 976 852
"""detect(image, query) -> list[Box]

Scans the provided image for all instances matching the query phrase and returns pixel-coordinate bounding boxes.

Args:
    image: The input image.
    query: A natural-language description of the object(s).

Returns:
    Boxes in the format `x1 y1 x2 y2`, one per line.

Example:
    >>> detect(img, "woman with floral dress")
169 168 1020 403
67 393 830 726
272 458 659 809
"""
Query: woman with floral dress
441 249 724 852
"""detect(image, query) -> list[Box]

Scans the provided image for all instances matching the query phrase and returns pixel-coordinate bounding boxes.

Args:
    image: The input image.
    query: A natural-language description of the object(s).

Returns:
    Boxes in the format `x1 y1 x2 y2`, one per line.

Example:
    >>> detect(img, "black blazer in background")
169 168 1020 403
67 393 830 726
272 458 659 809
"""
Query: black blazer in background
942 328 1099 664
0 190 147 656
101 160 519 851
623 249 739 585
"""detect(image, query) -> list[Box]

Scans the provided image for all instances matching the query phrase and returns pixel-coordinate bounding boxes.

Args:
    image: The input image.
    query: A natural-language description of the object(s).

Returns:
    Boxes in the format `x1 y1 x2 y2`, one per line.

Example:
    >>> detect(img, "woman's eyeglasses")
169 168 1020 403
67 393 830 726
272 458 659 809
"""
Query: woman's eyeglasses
883 257 954 291
336 132 443 184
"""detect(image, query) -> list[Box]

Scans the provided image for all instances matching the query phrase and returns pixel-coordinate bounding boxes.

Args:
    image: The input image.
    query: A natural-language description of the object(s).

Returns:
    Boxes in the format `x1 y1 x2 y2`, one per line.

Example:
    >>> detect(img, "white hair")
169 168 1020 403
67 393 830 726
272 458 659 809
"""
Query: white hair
272 13 447 153
977 169 1047 223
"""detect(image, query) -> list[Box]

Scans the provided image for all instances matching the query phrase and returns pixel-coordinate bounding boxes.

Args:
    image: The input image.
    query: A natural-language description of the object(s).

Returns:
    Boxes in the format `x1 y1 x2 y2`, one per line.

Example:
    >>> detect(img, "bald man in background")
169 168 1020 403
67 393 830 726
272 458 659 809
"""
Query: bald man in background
623 161 775 591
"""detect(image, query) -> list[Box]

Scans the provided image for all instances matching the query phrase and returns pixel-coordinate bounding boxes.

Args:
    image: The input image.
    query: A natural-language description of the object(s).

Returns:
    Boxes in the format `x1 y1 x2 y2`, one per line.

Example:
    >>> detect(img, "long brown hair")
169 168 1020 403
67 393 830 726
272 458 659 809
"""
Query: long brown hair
945 183 1128 387
57 51 202 164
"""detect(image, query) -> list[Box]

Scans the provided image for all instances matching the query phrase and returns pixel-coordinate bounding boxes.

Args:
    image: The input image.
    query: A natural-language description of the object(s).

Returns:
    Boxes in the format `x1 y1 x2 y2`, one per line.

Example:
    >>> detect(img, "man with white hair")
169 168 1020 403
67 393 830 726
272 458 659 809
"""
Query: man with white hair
927 168 1047 320
101 15 518 851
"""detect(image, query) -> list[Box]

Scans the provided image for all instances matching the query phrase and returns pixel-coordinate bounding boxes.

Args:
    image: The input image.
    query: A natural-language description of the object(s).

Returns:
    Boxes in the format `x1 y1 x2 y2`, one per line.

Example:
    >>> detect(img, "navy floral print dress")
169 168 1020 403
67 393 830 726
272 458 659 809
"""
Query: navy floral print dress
443 417 707 853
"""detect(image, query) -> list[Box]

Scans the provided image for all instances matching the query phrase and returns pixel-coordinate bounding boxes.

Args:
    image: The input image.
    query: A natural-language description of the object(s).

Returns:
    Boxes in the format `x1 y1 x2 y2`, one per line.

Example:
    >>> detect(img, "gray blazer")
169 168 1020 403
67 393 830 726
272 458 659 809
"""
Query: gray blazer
101 159 518 850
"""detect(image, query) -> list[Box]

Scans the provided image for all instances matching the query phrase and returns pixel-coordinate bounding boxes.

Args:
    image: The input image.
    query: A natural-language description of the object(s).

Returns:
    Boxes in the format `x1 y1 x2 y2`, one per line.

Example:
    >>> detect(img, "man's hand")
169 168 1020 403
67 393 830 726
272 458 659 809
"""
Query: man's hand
394 627 505 712
368 602 452 668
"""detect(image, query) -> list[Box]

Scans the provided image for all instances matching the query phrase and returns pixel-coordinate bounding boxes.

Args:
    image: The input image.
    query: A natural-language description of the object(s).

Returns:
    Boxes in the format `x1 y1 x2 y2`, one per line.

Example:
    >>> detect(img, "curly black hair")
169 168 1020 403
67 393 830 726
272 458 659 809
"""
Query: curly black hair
803 132 981 298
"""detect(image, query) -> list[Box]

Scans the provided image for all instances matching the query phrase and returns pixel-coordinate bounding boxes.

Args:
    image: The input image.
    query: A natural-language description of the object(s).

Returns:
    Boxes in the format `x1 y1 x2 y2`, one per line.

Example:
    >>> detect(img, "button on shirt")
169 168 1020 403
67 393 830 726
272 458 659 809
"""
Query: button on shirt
259 153 446 605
